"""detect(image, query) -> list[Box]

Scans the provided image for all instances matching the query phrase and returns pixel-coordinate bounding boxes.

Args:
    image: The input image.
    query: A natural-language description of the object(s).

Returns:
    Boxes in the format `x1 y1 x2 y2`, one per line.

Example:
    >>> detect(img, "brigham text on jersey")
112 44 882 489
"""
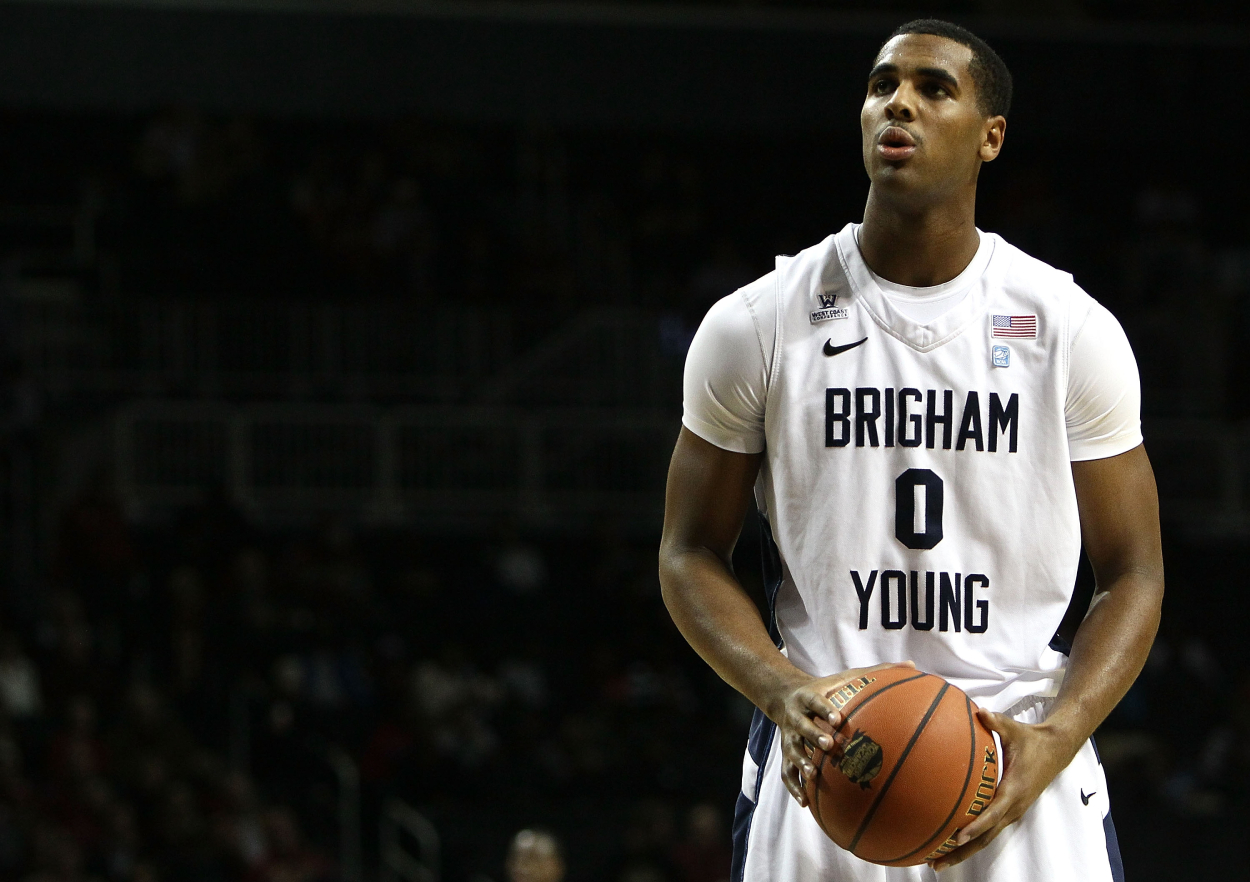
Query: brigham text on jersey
825 388 1019 452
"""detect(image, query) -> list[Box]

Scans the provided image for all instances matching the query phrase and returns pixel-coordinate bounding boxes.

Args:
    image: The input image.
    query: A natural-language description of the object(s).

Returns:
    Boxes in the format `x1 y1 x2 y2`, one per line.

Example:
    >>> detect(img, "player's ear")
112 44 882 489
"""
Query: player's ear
980 116 1006 162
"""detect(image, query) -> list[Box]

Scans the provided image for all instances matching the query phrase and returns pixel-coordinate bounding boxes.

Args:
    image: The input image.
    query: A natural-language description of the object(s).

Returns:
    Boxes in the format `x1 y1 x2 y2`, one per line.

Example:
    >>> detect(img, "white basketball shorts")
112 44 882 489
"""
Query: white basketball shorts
731 695 1124 882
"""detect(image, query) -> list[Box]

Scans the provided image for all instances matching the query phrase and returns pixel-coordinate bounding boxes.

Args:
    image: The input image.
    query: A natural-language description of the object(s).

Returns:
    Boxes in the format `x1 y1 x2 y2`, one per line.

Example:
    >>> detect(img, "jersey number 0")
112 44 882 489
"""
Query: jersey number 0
895 468 943 550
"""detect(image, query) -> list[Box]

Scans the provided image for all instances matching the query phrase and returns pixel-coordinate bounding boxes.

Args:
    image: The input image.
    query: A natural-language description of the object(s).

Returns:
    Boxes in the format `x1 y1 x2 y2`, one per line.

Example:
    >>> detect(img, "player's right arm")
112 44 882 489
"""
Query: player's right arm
659 427 905 806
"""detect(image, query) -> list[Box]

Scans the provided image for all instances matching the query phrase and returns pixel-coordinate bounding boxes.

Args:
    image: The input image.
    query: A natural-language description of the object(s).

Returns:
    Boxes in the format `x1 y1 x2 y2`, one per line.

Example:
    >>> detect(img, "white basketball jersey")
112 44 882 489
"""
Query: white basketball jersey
757 224 1099 713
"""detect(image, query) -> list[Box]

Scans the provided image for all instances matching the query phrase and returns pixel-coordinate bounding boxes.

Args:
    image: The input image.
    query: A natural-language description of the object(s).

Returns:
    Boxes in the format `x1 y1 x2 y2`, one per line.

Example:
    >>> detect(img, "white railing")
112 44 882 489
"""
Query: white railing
314 742 363 882
15 300 683 407
380 799 439 882
103 409 1250 537
16 300 525 401
113 401 678 527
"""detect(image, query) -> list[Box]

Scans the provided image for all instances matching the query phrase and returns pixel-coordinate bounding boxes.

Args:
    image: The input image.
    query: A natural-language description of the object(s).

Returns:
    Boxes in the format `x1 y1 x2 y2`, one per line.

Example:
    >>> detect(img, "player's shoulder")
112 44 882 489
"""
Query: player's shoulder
988 233 1093 310
735 266 779 315
986 234 1099 341
776 232 842 285
702 267 778 333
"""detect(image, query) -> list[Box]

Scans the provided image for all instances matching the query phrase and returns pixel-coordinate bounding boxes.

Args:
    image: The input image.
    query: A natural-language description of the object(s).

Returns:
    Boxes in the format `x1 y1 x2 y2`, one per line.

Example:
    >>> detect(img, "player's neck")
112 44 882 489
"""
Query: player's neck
858 190 981 288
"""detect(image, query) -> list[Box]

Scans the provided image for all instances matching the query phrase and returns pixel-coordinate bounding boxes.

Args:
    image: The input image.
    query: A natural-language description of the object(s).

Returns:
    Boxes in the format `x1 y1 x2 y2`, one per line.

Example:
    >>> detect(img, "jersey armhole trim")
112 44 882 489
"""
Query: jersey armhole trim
763 260 784 413
1065 289 1095 398
741 286 771 396
1061 281 1093 467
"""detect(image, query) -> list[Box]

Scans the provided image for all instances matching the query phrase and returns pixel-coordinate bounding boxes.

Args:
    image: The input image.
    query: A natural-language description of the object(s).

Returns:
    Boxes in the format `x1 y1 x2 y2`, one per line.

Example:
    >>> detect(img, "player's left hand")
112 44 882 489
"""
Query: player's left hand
929 706 1081 872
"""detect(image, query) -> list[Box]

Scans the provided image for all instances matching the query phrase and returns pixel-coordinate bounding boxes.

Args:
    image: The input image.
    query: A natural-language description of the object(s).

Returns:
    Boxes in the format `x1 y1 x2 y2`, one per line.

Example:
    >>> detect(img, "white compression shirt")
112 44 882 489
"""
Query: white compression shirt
682 249 1142 462
867 227 992 325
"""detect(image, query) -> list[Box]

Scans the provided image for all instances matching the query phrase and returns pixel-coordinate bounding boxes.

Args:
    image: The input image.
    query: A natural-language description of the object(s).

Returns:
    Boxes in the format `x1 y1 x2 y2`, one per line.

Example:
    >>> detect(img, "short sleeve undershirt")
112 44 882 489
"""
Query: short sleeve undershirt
680 273 774 455
1065 300 1143 461
682 272 1142 462
863 226 994 325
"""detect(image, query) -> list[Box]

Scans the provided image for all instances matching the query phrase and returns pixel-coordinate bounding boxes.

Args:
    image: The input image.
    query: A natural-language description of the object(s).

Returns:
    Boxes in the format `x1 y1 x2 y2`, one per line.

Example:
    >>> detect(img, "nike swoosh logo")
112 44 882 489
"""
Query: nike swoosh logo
823 337 868 357
1080 789 1096 805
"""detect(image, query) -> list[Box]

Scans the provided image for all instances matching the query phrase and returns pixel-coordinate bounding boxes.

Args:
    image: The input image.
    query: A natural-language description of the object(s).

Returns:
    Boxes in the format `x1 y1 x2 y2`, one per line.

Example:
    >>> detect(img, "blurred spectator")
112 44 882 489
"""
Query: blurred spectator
106 682 198 796
55 471 136 605
22 823 87 882
167 566 208 699
242 807 334 882
412 644 501 771
136 107 263 206
493 528 548 598
46 695 106 782
506 829 565 882
37 593 105 709
617 800 678 882
211 771 267 873
670 804 730 882
0 632 42 720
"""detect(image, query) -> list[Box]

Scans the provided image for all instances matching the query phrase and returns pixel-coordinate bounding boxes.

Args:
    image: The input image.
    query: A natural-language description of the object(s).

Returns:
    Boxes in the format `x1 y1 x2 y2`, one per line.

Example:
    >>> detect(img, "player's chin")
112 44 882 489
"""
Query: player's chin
870 159 920 181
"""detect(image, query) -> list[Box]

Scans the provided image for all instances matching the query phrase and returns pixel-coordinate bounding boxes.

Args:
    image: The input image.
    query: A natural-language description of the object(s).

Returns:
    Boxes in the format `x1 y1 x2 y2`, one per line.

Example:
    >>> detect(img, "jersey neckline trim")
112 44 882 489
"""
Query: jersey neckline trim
834 224 999 353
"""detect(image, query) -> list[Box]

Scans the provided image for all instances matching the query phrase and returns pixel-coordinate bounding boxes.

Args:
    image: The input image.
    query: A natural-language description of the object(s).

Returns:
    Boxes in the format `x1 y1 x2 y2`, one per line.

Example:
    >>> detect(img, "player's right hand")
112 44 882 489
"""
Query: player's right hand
777 661 916 807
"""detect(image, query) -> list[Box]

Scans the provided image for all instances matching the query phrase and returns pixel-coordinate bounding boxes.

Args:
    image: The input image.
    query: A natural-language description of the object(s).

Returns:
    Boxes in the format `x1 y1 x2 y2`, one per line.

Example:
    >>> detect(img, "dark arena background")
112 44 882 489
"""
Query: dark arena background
0 1 1244 880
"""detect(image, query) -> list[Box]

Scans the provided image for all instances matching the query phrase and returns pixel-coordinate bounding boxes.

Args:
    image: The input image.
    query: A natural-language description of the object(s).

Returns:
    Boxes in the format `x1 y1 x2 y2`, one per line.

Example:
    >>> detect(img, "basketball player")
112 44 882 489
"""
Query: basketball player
658 18 1163 882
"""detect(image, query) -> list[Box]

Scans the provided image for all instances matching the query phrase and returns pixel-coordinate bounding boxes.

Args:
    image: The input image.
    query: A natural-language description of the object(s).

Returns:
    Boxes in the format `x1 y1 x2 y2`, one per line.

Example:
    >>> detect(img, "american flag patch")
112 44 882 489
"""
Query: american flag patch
991 314 1037 338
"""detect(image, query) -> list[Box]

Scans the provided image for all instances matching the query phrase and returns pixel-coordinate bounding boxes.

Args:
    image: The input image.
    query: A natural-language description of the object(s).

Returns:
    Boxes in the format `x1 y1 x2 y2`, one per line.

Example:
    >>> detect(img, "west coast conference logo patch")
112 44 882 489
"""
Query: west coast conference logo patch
811 292 850 324
838 730 884 789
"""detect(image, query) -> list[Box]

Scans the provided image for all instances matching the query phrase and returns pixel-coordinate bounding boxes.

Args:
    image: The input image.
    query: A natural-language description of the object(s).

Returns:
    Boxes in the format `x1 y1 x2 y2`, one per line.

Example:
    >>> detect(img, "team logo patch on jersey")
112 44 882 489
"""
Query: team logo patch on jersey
991 314 1037 338
811 292 849 324
838 730 883 789
992 345 1011 368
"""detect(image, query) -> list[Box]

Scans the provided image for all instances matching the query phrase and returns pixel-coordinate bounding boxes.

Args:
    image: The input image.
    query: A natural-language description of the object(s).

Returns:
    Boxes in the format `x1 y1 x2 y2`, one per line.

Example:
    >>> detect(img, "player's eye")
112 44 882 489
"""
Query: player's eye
872 79 894 95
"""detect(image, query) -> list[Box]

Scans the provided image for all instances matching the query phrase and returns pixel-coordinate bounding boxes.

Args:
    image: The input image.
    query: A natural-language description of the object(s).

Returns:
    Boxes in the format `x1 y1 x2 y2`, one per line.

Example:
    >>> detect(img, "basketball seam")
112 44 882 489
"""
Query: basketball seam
841 672 931 726
821 670 930 846
881 692 979 864
812 671 930 851
810 749 836 840
847 682 951 855
826 669 929 840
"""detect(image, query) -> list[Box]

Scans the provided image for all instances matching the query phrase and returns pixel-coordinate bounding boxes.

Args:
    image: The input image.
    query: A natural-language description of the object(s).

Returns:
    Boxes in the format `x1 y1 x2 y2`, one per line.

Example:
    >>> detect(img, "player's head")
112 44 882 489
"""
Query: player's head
861 20 1011 204
506 828 565 882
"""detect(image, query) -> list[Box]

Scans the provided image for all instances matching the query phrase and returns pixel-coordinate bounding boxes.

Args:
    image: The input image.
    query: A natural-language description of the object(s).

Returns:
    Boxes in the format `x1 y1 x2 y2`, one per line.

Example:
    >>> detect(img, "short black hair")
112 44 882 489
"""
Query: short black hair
883 19 1013 118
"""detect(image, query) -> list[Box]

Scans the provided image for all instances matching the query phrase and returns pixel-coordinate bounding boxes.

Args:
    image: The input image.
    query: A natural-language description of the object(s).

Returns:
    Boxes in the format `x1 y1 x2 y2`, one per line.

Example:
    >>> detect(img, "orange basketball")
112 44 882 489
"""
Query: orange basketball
802 666 999 866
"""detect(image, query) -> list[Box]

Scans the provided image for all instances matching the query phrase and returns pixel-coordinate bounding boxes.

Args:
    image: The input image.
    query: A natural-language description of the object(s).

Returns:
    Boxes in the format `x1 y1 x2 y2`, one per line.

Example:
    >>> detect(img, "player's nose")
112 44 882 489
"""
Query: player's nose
885 83 916 121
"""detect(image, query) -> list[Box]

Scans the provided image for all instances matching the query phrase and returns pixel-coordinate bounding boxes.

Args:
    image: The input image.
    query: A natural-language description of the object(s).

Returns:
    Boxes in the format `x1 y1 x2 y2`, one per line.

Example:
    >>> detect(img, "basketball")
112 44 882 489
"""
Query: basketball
802 666 999 867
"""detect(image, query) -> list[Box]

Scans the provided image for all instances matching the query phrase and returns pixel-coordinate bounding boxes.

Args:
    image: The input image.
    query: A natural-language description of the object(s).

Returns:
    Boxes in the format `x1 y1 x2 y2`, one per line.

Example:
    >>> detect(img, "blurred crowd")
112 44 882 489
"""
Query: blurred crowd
0 473 746 881
0 102 1246 881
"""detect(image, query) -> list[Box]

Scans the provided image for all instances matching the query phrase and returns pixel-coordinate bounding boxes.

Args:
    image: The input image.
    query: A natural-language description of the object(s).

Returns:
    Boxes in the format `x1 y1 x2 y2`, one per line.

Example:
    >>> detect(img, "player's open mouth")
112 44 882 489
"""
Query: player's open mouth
877 126 917 161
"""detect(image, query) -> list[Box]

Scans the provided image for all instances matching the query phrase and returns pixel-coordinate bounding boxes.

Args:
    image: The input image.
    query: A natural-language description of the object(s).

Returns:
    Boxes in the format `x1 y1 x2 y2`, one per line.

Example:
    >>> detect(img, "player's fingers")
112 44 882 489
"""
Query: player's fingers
781 767 807 806
955 774 1035 844
931 821 1007 871
975 707 1018 740
934 810 1016 870
789 711 836 753
779 741 810 806
803 690 841 726
782 730 820 785
953 797 1009 843
955 773 1022 843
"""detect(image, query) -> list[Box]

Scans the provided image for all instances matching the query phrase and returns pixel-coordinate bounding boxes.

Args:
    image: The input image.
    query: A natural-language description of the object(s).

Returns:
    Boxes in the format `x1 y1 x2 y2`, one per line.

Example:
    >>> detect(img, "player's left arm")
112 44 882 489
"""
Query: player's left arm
933 443 1164 871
